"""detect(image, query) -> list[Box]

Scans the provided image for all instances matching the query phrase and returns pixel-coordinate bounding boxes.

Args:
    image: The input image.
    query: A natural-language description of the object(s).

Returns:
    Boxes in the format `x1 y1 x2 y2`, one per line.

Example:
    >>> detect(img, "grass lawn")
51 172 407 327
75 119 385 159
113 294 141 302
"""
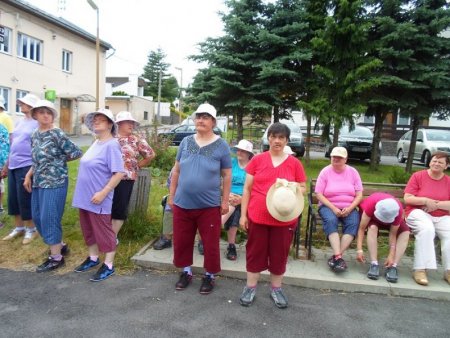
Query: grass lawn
0 154 416 274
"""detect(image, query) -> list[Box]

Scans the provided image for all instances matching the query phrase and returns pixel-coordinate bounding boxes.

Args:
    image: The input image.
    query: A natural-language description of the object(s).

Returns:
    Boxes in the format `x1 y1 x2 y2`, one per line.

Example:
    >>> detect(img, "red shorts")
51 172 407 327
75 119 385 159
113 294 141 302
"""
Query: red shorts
246 219 295 275
368 218 410 236
172 205 221 274
79 209 116 253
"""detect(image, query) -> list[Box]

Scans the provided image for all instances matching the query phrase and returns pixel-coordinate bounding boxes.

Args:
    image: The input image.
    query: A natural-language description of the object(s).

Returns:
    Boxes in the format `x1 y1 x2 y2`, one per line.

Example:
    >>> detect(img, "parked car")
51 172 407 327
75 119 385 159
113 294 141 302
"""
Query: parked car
260 122 305 156
396 128 450 166
158 125 222 146
325 125 380 161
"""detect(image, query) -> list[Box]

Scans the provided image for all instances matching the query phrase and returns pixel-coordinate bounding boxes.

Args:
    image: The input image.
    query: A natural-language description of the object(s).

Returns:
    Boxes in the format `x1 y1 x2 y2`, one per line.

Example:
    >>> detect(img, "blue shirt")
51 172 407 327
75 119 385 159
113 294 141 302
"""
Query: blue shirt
174 135 231 209
230 157 246 195
0 124 9 168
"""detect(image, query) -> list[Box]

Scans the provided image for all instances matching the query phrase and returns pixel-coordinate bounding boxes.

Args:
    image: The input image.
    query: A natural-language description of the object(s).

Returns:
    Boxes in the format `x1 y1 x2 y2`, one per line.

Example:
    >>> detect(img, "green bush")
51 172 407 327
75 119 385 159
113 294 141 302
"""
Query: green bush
389 167 412 184
147 128 177 173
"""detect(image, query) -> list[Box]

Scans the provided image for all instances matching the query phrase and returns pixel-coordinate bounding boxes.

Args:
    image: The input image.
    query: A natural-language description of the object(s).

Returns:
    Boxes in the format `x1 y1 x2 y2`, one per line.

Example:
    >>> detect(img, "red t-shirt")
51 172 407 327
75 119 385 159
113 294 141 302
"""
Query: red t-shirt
246 151 307 226
359 192 403 226
404 170 450 217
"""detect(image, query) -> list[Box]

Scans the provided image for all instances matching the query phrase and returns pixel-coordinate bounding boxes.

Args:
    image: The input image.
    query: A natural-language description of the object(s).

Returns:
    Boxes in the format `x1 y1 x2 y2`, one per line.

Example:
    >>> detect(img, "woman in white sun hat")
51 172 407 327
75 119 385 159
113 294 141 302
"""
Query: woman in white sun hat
2 93 39 245
111 111 155 242
221 139 254 261
72 109 125 282
238 122 306 309
24 100 82 273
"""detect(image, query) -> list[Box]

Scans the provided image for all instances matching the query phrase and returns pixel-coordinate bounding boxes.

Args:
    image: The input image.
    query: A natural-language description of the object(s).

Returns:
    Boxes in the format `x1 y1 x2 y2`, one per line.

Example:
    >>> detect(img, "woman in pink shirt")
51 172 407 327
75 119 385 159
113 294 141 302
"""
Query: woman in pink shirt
315 146 363 273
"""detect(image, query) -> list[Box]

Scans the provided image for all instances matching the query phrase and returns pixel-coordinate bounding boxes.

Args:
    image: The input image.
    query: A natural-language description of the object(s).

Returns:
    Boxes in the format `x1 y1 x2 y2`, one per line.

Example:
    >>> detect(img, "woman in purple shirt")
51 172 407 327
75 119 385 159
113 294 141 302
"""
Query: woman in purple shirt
72 109 125 282
2 94 39 245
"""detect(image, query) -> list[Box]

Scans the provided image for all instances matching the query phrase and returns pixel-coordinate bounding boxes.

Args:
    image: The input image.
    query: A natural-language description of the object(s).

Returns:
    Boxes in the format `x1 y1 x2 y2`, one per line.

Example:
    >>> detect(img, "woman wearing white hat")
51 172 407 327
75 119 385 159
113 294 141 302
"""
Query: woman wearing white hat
355 193 410 283
23 100 82 272
238 122 306 308
221 139 254 261
111 111 155 242
72 109 125 282
2 93 39 245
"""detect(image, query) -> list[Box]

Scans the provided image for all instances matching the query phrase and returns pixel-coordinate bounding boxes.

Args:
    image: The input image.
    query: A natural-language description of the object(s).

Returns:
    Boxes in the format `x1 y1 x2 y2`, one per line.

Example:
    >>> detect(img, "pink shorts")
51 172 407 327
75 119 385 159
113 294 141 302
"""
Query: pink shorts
246 219 295 275
79 209 116 253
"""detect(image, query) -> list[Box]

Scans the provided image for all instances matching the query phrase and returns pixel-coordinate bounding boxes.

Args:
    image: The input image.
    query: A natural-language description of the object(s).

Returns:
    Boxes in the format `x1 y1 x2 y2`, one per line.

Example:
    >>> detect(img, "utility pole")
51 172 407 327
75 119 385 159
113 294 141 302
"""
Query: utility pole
175 67 183 124
156 68 162 123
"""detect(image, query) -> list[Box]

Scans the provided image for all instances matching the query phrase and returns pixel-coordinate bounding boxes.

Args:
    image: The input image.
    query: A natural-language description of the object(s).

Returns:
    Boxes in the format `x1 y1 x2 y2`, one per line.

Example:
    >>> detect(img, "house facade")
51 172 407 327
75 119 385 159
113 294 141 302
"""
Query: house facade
0 0 112 135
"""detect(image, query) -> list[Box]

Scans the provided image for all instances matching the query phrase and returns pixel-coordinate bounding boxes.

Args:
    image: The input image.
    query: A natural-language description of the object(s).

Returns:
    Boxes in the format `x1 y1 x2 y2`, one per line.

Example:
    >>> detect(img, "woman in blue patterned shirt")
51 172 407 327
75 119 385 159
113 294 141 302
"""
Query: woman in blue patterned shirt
24 100 82 273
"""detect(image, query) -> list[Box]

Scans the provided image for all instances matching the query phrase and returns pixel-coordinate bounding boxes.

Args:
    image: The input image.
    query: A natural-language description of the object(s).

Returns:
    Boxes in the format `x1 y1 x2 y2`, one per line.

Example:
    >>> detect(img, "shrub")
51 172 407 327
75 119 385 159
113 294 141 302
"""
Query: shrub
389 167 412 184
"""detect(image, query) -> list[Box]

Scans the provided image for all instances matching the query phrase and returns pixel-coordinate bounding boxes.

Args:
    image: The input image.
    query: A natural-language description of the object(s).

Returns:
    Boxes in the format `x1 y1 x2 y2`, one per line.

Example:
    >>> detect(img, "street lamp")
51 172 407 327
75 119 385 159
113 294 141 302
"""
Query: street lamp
87 0 100 109
175 67 183 123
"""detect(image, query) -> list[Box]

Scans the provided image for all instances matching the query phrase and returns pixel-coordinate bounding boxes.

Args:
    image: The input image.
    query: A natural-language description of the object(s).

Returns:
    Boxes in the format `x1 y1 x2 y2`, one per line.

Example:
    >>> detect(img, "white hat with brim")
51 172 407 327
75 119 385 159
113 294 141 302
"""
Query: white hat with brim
31 99 58 119
191 103 217 119
85 108 117 136
17 93 39 108
283 146 295 155
233 139 254 158
374 198 400 223
115 111 140 127
0 99 5 110
330 146 348 158
266 178 304 222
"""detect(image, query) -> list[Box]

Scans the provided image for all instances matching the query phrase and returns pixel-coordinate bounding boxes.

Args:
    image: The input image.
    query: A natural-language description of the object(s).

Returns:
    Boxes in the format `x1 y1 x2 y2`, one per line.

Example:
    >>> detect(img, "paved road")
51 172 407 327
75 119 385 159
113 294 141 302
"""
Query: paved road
0 268 448 337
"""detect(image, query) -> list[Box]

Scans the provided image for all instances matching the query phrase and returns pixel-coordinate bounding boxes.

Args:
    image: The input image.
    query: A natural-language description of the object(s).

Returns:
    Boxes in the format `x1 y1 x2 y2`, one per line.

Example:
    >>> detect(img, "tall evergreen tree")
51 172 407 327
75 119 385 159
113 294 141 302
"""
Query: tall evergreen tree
142 48 172 100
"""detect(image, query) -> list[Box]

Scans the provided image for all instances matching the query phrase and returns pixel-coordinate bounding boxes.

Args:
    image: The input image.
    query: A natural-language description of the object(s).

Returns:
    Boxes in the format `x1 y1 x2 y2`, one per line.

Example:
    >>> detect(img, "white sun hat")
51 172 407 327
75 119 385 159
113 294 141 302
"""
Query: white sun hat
192 103 217 119
115 111 140 127
30 99 58 119
283 146 295 155
85 108 117 136
0 99 5 110
233 139 254 158
266 178 304 222
374 198 400 223
17 93 39 108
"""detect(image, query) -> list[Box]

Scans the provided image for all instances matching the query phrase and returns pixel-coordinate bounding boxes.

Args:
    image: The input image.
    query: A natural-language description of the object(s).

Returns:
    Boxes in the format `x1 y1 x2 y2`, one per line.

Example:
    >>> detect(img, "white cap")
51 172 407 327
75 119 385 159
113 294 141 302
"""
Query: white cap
31 99 58 119
85 108 117 136
17 93 39 108
193 103 217 118
115 111 140 127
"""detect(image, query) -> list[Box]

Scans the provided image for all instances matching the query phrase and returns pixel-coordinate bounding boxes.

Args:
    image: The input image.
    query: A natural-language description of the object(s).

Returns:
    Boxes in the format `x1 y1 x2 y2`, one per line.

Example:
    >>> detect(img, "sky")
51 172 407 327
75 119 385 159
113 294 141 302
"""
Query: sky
25 0 227 86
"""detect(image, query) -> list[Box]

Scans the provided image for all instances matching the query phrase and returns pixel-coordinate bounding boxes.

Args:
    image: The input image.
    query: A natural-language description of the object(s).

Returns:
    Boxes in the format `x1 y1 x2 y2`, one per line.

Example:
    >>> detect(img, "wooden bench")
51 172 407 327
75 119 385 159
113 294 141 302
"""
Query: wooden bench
305 179 406 260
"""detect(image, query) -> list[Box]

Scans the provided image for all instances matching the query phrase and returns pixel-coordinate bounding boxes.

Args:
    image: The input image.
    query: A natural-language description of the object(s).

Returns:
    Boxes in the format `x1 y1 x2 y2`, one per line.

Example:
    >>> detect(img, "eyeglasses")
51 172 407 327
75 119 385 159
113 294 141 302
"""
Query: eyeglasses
195 113 212 120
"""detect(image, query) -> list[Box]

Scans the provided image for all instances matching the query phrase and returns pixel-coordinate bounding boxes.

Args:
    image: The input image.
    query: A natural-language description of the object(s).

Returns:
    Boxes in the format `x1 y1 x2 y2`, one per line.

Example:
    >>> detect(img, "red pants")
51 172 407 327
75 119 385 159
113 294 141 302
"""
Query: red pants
172 205 221 274
246 220 295 275
79 209 116 253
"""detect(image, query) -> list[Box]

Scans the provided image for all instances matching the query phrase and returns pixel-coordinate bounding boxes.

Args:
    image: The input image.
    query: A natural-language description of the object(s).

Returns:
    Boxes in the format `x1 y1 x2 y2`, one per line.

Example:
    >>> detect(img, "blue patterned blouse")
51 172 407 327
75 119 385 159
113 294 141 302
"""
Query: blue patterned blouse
0 124 9 168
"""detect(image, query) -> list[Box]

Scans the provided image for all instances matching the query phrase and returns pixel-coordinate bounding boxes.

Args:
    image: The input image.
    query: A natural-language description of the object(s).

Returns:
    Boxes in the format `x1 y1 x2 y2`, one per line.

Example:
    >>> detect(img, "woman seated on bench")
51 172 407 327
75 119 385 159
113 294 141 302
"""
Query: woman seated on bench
356 193 410 283
315 146 363 272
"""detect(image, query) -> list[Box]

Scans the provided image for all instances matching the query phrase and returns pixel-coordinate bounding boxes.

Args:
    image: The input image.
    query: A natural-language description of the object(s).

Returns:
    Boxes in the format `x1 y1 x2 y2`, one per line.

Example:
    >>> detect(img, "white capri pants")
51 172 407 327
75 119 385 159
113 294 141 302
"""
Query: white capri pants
406 209 450 270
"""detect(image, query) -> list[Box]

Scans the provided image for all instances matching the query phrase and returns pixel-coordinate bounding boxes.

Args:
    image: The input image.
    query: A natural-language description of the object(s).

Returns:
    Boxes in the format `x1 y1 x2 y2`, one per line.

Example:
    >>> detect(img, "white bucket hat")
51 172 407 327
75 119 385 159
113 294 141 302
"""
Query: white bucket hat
85 108 117 136
266 178 304 222
115 111 140 127
283 146 295 155
233 139 254 158
192 103 217 119
374 198 400 223
30 99 58 119
0 98 5 110
17 93 39 108
330 146 348 158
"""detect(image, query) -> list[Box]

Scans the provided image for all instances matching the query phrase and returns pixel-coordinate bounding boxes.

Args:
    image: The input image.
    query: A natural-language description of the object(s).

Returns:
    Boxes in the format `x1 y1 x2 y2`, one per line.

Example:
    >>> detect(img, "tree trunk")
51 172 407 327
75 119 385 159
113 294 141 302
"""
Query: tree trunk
273 105 279 122
237 112 244 141
369 111 385 171
304 113 312 165
405 114 420 173
332 124 339 147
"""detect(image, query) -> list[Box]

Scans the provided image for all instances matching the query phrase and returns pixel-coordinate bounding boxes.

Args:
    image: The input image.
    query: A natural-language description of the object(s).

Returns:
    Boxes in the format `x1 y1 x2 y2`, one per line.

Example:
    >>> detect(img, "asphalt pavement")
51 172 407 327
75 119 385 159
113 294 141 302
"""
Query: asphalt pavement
0 268 448 338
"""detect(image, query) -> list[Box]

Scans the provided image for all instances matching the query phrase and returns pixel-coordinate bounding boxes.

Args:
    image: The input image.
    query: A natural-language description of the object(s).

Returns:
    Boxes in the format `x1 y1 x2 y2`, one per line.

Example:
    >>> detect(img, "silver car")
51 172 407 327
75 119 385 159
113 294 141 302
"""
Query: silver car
396 129 450 166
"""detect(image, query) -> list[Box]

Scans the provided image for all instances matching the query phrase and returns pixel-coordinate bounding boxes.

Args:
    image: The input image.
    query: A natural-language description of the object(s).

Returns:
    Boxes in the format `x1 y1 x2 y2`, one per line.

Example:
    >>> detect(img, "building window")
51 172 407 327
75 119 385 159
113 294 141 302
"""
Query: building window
16 90 28 113
397 112 410 126
17 33 42 63
62 49 72 72
0 87 10 111
363 114 374 124
144 111 148 120
0 25 12 54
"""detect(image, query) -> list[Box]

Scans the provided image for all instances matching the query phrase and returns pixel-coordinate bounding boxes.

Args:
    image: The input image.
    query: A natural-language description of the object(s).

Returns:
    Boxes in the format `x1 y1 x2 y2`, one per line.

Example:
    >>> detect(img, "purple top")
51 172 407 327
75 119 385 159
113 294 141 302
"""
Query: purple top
72 138 125 214
9 118 38 169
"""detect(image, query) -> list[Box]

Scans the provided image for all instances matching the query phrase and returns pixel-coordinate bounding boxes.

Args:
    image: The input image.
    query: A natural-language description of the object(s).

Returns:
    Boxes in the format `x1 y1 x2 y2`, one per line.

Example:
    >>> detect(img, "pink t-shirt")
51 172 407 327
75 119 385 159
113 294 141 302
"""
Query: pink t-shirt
246 151 307 226
359 192 403 225
315 164 363 209
404 170 450 217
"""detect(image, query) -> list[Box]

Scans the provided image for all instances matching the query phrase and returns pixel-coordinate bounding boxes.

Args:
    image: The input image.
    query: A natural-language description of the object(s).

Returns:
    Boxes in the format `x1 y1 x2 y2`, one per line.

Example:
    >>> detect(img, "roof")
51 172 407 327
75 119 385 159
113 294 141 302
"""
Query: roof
3 0 112 50
106 77 147 88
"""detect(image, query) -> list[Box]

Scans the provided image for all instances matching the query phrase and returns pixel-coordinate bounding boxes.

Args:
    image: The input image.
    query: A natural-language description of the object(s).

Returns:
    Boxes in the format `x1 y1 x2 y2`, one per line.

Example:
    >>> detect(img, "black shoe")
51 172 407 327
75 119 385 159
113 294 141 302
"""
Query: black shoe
36 257 65 273
175 272 192 290
74 257 100 273
48 243 70 256
226 244 237 261
367 263 380 280
328 255 336 269
385 266 398 283
197 241 204 255
199 275 215 294
333 258 347 272
90 263 115 282
153 236 172 250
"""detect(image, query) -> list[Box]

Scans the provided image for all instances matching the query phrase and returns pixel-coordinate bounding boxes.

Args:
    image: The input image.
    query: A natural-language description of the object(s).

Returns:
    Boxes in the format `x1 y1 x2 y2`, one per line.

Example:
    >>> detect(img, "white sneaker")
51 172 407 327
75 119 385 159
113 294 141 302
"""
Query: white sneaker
22 229 38 244
2 228 25 241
